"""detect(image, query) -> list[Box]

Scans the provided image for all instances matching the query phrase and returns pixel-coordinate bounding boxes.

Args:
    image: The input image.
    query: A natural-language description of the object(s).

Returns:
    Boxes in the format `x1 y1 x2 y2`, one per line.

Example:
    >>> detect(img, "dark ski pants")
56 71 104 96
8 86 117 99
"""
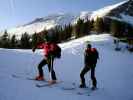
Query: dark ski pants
80 64 97 87
37 57 57 80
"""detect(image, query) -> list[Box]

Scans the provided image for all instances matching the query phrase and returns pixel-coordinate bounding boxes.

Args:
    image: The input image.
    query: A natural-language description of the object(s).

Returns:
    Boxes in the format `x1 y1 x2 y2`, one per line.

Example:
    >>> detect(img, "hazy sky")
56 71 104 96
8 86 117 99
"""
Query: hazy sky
0 0 125 30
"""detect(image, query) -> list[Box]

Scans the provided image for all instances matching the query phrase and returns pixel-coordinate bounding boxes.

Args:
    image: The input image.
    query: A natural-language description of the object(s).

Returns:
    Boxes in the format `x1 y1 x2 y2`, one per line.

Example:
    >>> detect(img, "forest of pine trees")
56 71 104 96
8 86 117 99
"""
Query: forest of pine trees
0 17 132 49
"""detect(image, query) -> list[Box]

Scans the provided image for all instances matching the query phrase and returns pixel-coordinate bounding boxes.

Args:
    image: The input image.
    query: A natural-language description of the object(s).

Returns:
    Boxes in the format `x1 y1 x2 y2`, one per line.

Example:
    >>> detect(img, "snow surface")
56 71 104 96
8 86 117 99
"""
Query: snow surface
0 34 133 100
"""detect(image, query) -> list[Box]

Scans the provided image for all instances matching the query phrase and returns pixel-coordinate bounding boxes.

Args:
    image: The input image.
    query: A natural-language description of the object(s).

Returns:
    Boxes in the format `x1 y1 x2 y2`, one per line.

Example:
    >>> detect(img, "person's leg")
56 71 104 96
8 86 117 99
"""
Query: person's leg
80 65 90 88
36 58 47 80
91 65 97 89
50 56 57 80
48 56 57 82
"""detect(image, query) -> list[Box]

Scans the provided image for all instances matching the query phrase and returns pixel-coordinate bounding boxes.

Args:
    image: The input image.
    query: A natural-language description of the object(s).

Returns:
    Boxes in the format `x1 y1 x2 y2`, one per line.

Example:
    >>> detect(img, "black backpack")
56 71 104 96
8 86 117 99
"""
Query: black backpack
51 44 61 59
85 48 99 64
55 45 61 58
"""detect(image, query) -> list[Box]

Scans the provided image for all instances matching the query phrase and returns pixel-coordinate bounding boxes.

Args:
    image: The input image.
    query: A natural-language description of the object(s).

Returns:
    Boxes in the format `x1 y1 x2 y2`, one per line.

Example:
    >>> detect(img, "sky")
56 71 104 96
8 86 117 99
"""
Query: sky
0 0 125 31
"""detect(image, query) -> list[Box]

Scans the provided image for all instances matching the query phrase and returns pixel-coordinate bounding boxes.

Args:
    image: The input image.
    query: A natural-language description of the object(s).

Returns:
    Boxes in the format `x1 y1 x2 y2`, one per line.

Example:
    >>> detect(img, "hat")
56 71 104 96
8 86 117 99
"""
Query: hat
87 43 91 48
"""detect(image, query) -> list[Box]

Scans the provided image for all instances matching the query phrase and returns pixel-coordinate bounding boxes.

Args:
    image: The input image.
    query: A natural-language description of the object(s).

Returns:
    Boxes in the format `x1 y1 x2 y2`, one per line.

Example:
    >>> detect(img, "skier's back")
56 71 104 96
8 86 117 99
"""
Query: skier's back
80 43 99 90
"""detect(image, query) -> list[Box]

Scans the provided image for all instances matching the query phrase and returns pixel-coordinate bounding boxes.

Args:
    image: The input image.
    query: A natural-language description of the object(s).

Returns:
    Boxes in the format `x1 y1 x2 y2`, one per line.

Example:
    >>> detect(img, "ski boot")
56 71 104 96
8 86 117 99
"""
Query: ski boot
91 86 97 90
48 80 57 85
35 76 44 81
79 84 86 88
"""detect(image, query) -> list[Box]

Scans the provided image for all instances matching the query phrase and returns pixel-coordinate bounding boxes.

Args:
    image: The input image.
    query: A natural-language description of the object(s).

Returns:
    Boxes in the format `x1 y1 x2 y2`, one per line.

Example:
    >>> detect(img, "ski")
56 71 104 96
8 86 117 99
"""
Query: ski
76 87 98 96
77 91 90 96
12 74 34 79
12 74 63 88
60 82 96 96
12 74 47 82
36 81 63 88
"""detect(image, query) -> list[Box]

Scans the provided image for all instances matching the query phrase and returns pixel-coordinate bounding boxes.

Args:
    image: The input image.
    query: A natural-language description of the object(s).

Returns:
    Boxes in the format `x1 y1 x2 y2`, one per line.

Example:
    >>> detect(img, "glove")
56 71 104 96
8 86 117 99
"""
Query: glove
32 48 35 52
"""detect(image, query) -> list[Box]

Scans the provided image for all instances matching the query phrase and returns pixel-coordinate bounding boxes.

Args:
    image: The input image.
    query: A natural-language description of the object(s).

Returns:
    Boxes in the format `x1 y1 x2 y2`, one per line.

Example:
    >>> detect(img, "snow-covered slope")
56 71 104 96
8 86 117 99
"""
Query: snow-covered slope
4 1 128 37
90 0 127 20
7 13 77 37
120 14 133 24
73 11 92 24
106 13 133 25
0 34 133 100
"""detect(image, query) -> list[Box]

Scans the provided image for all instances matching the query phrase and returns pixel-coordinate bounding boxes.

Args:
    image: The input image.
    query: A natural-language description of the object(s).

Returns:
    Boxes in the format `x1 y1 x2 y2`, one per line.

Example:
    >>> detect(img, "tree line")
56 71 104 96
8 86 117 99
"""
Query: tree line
0 17 133 49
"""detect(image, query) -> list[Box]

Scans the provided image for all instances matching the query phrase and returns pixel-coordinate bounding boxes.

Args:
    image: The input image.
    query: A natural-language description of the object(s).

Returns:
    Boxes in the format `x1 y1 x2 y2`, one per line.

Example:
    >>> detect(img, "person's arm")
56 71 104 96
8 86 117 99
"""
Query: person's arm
32 43 38 52
32 42 44 52
84 49 88 64
32 46 36 52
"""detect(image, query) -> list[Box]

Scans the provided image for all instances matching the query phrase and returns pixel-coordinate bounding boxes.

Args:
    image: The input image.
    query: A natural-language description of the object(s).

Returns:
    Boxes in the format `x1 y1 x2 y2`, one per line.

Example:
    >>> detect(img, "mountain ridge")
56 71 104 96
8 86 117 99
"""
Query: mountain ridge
1 0 132 37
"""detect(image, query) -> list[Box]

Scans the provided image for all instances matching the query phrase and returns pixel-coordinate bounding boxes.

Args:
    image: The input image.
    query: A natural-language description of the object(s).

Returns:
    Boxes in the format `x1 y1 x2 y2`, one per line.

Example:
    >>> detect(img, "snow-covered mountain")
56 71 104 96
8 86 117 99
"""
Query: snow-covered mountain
107 0 133 17
4 0 132 37
90 0 127 20
7 13 77 36
105 0 133 25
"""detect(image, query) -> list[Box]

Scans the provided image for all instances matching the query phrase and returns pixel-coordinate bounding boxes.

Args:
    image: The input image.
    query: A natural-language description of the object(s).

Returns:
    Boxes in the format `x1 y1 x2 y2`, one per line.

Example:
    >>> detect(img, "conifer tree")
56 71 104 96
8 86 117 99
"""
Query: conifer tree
63 24 73 40
94 17 104 33
10 34 17 48
74 18 84 38
83 19 91 35
110 20 121 37
20 32 31 49
31 32 38 47
1 30 10 48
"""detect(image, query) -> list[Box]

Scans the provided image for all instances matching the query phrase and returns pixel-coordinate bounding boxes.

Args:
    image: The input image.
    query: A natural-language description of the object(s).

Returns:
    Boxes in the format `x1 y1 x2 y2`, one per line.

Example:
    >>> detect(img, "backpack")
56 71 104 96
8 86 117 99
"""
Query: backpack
85 48 99 64
50 43 61 58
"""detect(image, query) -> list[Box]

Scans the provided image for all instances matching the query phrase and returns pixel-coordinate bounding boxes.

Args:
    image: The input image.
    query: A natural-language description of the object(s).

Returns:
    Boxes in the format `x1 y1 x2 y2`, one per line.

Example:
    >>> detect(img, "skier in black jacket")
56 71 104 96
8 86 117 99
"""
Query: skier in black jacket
80 43 99 90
